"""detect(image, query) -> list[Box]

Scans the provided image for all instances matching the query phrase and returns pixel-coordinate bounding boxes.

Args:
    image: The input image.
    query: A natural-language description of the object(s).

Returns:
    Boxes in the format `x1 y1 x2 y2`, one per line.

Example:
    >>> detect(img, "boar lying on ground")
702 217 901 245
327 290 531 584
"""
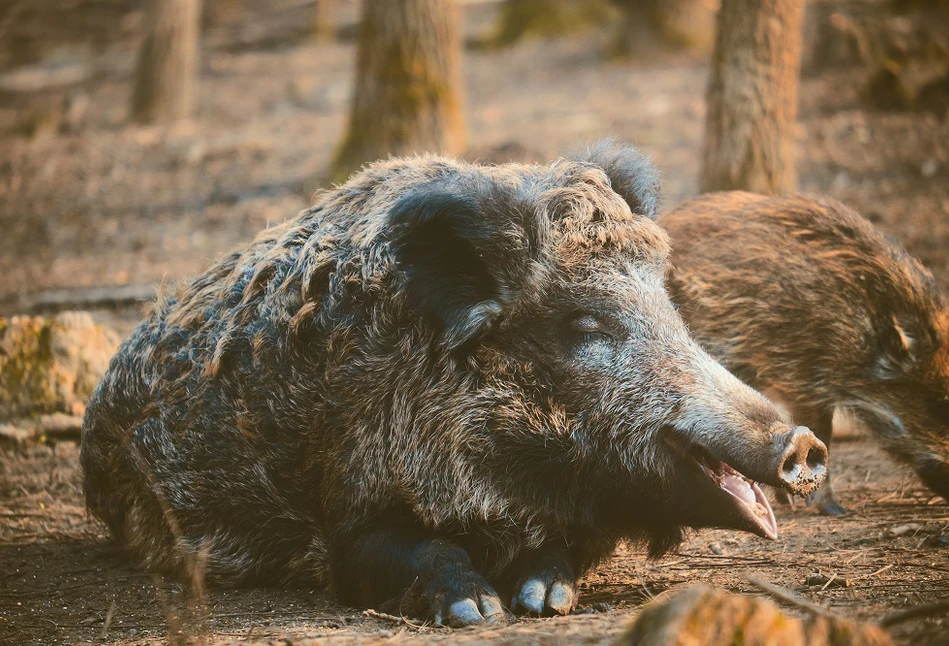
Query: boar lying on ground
81 145 825 626
660 192 949 516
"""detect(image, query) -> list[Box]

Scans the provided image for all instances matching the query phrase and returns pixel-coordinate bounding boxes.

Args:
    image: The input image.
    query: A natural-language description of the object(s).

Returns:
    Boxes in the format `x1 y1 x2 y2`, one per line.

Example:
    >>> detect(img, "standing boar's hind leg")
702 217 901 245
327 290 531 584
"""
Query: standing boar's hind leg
799 408 847 516
503 543 580 617
330 524 505 627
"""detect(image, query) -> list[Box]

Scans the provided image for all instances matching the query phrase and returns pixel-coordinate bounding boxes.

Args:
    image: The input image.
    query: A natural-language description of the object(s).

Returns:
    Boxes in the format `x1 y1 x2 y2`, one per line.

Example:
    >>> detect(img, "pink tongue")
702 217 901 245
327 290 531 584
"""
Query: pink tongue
722 473 757 505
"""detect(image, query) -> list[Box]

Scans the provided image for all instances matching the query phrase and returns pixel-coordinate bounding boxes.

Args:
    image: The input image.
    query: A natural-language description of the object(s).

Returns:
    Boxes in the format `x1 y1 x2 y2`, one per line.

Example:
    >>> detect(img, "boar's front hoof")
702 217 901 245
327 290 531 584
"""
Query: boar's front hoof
507 549 578 616
776 426 828 497
407 569 506 627
512 577 577 616
806 484 848 517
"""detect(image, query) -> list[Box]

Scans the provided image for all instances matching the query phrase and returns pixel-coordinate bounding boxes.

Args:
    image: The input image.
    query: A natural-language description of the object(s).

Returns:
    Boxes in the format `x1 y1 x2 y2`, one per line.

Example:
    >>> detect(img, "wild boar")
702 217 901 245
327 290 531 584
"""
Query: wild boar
80 148 825 626
659 192 949 516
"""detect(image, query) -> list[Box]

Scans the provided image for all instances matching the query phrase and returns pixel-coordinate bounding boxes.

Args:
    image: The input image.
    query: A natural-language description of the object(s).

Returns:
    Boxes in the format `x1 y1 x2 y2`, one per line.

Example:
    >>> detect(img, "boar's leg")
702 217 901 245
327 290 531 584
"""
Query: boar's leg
330 524 505 627
503 543 579 617
802 410 846 516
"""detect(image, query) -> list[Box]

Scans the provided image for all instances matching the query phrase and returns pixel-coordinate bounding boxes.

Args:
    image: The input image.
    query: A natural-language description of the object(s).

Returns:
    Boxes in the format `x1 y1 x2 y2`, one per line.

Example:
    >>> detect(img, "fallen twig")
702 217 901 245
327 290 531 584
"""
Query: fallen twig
878 598 949 628
0 576 140 598
363 608 406 625
743 573 833 617
101 599 116 638
819 573 838 592
0 283 156 315
851 564 894 581
0 414 84 443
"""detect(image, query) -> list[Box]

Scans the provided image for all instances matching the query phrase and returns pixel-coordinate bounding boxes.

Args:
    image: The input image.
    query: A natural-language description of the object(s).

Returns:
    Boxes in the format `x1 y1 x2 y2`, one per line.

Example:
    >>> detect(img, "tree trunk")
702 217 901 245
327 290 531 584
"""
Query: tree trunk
313 0 337 40
130 0 201 124
330 0 465 184
612 0 718 58
700 0 804 194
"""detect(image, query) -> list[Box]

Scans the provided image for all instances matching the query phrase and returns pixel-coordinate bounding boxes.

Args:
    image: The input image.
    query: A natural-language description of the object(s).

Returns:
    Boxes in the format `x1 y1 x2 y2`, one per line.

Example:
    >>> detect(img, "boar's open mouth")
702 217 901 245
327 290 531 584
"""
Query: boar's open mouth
663 434 778 541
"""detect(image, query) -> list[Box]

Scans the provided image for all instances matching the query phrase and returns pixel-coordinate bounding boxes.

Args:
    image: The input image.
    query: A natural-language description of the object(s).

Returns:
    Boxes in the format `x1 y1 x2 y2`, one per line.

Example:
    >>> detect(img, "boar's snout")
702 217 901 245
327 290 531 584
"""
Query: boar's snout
773 426 828 497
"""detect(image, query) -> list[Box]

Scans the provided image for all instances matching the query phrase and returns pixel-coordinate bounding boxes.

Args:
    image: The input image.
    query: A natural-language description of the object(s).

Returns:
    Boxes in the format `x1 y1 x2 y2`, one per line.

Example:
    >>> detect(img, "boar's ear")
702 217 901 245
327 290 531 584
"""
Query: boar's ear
390 188 526 351
575 139 660 218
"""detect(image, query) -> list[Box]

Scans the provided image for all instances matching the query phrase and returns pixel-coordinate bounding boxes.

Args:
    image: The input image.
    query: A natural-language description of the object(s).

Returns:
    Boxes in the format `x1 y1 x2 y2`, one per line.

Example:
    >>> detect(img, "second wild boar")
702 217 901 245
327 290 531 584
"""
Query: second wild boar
660 192 949 516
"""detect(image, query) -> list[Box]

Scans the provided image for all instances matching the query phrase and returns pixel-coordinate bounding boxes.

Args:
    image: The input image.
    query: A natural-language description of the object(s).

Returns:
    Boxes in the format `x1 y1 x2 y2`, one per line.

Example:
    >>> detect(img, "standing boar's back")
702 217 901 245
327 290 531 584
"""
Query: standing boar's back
660 192 949 511
81 151 823 621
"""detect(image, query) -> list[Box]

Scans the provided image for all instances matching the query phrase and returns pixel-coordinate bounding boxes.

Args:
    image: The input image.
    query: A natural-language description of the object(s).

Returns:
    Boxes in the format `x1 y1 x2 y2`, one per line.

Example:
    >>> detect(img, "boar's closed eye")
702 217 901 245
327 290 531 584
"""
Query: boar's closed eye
566 313 621 345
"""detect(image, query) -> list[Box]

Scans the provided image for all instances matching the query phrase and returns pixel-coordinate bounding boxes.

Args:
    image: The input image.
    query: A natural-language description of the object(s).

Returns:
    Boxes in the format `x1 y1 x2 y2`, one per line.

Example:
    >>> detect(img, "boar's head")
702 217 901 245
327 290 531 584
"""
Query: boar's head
379 149 826 556
857 272 949 502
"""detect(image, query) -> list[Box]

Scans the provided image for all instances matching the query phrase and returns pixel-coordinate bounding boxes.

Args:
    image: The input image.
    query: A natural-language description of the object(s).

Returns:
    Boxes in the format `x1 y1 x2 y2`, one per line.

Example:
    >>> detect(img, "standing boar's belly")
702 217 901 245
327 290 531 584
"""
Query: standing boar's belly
659 192 949 516
81 147 826 625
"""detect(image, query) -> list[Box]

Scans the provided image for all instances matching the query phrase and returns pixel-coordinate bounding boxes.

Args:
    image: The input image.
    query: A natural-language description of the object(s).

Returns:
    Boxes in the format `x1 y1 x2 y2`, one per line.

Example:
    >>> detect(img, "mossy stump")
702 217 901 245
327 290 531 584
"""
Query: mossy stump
0 311 119 422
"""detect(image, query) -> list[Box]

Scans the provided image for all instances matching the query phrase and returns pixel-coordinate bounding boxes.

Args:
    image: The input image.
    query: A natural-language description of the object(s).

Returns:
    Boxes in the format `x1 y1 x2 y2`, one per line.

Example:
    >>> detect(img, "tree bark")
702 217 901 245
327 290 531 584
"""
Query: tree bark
700 0 804 194
331 0 465 184
313 0 337 40
130 0 201 124
612 0 718 57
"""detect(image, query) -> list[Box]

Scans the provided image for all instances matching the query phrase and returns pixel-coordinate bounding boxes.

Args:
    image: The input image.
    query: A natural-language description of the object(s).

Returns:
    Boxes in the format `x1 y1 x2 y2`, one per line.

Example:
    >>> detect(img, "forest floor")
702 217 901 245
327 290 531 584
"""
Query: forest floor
4 437 949 645
1 0 949 644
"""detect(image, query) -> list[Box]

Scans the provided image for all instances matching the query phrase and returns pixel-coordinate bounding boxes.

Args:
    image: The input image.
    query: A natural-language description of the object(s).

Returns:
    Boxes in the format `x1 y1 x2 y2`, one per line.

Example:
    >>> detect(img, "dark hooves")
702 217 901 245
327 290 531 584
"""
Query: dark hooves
507 549 579 617
406 570 507 627
436 594 505 627
807 488 847 517
511 576 577 616
814 499 848 516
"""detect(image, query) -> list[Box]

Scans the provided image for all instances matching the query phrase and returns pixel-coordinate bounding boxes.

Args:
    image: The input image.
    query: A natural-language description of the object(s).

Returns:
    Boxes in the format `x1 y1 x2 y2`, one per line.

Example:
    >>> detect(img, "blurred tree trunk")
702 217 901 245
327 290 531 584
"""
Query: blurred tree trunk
130 0 201 124
489 0 612 46
700 0 803 194
612 0 718 57
313 0 337 40
331 0 465 184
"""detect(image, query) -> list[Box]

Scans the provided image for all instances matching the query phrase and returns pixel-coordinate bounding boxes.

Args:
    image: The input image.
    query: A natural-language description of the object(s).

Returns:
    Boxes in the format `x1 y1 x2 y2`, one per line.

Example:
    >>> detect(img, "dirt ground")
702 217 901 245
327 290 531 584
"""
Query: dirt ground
2 0 949 644
4 436 949 645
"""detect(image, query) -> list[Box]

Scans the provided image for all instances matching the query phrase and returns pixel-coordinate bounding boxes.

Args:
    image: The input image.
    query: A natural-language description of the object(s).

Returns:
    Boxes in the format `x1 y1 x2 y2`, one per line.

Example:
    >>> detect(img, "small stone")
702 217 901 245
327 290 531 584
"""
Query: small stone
921 160 939 178
885 523 922 538
830 172 851 191
709 542 724 555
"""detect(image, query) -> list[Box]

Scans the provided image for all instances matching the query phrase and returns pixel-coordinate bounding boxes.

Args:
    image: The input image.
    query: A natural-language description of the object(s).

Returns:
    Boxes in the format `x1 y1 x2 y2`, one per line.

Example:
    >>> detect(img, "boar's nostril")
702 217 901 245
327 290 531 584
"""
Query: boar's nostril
775 426 828 497
806 447 823 470
782 455 797 475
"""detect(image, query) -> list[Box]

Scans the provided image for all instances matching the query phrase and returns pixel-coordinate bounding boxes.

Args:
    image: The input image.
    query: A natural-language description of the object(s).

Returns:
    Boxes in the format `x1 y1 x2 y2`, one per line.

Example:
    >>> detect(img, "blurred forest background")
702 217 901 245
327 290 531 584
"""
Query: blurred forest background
0 0 946 335
2 1 949 643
